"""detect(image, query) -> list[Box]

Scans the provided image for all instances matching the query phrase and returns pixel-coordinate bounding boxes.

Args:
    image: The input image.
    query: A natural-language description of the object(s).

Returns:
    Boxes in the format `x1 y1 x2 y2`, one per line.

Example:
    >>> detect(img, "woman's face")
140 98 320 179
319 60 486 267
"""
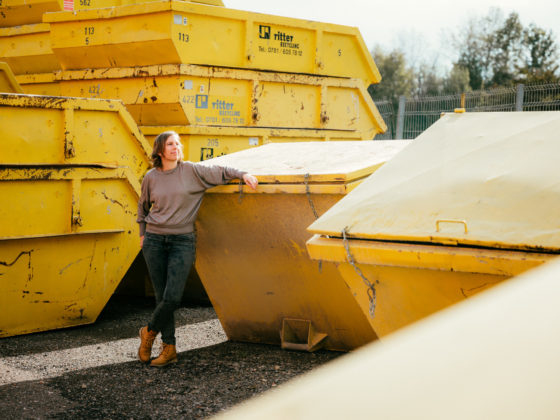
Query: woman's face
160 134 183 162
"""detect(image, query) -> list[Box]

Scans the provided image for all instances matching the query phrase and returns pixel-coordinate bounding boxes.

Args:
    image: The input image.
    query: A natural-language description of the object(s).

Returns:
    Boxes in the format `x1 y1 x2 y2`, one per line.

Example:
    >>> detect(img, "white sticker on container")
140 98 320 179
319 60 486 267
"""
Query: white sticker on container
199 85 205 93
183 80 193 90
249 137 259 146
183 17 188 25
173 14 182 25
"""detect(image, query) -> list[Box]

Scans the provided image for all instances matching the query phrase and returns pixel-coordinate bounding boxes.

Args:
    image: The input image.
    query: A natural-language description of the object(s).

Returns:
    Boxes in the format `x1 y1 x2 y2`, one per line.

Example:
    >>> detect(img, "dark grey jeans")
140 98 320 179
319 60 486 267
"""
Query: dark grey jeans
142 231 196 345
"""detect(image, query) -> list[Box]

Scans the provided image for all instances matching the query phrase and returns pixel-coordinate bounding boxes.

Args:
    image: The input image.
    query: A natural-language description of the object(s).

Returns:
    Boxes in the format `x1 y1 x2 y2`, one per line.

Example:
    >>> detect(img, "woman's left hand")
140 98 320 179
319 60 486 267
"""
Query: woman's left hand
242 174 258 190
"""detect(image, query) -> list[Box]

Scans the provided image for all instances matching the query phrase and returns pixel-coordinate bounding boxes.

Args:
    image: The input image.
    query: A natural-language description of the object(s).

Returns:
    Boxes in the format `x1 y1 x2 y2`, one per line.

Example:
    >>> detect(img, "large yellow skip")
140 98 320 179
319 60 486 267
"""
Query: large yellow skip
194 141 410 351
44 0 380 85
307 111 560 338
42 64 385 135
0 93 152 337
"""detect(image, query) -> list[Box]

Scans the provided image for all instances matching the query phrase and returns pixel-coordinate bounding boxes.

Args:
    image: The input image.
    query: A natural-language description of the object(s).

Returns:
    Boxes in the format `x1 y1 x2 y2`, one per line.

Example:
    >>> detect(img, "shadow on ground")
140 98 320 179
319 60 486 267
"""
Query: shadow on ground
0 296 215 358
1 341 341 419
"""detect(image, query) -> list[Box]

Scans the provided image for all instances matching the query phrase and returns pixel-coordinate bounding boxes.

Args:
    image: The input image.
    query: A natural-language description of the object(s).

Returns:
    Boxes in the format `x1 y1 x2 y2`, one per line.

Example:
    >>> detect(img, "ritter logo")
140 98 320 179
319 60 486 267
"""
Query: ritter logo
196 95 208 109
259 25 271 40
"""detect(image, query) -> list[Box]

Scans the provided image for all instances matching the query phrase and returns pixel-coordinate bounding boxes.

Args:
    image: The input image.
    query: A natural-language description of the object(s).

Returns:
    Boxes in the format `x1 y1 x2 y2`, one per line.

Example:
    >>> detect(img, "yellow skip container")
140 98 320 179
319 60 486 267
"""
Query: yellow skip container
0 0 223 27
194 141 410 351
0 93 152 337
0 23 60 75
44 0 381 85
307 111 560 338
50 64 386 134
0 93 151 179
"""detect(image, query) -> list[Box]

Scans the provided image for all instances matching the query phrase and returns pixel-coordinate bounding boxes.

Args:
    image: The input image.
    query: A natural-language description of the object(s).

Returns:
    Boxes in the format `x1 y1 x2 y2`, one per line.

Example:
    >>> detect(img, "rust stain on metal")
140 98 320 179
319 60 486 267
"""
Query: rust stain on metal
0 250 33 267
59 258 86 275
101 191 134 215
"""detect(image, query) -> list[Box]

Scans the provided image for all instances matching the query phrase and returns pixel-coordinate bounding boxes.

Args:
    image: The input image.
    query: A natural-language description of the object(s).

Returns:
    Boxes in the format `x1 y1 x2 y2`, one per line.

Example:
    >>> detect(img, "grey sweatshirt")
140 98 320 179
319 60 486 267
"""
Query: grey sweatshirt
137 161 246 236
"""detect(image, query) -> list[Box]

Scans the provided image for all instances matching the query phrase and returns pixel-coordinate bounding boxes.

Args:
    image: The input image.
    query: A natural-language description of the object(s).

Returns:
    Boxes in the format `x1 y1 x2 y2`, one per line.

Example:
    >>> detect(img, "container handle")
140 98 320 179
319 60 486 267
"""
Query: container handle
436 219 468 234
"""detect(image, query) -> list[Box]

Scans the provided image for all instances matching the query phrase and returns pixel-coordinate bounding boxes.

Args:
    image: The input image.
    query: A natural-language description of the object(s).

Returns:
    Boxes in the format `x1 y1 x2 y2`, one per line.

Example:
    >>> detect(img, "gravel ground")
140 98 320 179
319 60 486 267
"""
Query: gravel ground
0 296 341 419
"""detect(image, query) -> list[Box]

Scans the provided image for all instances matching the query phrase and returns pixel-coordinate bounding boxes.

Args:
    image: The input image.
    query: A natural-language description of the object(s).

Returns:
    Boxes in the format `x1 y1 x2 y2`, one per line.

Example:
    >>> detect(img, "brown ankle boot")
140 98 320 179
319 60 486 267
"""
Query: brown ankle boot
138 326 158 363
150 343 177 367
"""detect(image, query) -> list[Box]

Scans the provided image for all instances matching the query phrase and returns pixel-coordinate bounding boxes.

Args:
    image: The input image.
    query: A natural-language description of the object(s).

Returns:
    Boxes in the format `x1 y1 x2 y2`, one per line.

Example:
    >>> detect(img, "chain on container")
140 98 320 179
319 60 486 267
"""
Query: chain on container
342 227 377 318
304 173 319 219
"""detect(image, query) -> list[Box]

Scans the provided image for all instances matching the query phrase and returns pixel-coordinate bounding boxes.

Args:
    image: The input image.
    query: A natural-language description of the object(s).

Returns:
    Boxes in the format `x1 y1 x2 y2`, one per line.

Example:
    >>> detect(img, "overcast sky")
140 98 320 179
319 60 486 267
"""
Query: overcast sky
227 0 560 70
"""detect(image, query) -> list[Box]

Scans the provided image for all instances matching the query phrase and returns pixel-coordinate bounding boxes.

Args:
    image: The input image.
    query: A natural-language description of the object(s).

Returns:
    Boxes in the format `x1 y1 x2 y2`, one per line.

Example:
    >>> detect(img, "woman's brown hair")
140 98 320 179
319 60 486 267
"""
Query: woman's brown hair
151 131 183 168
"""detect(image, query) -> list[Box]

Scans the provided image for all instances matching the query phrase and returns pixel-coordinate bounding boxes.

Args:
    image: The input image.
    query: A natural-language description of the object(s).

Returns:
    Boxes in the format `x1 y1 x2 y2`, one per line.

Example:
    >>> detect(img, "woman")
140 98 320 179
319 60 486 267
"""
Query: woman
137 131 258 367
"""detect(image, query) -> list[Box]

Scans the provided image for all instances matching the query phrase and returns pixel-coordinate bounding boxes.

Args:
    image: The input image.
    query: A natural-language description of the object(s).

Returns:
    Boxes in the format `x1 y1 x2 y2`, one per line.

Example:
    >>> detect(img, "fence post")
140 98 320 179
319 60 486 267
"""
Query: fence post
396 95 406 139
515 84 524 111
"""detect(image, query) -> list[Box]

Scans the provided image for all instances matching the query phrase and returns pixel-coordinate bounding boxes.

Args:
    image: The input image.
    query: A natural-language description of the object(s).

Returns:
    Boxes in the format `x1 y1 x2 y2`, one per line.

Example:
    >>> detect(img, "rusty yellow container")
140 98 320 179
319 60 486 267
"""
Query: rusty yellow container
139 125 375 162
0 93 152 337
0 0 222 27
44 1 380 85
0 23 60 75
0 93 151 178
0 61 23 92
194 141 411 351
307 111 560 339
52 64 386 135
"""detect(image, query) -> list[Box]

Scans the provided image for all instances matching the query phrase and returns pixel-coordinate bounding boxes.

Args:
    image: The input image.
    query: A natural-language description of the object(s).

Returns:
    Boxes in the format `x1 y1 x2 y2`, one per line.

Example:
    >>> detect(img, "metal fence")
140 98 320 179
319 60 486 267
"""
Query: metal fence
374 83 560 139
373 100 395 140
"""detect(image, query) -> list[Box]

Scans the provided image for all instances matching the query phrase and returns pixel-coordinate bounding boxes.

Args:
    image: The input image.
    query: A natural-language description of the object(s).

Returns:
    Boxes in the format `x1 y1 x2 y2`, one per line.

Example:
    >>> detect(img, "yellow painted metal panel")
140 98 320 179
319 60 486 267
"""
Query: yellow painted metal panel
207 180 362 195
44 1 380 85
0 93 152 181
139 125 385 162
15 72 60 96
308 111 560 252
306 234 555 338
0 179 70 237
196 193 378 351
0 167 141 337
72 0 224 12
0 61 23 93
49 64 386 134
0 0 64 27
0 23 60 75
0 0 223 27
198 141 411 184
213 258 560 420
193 141 409 351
